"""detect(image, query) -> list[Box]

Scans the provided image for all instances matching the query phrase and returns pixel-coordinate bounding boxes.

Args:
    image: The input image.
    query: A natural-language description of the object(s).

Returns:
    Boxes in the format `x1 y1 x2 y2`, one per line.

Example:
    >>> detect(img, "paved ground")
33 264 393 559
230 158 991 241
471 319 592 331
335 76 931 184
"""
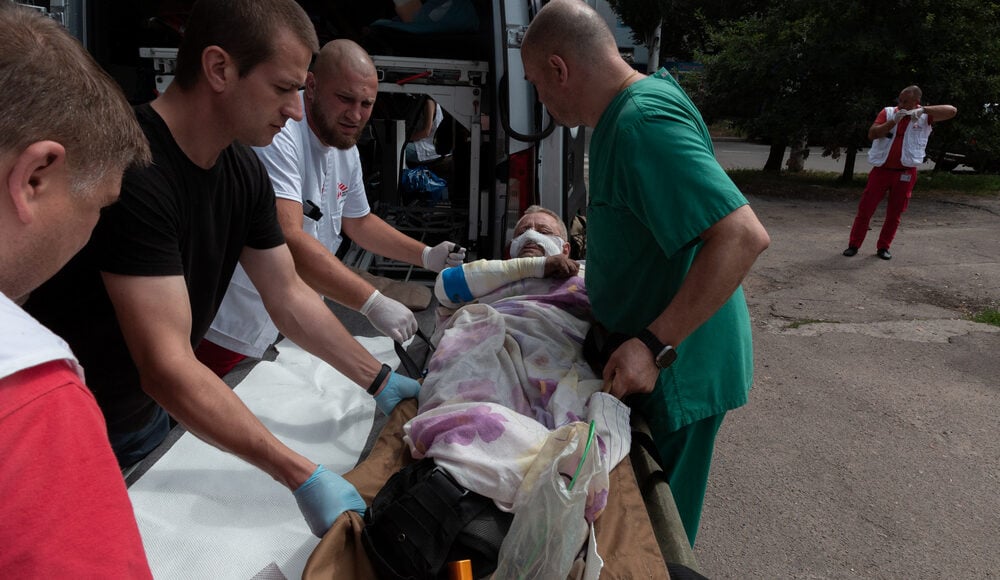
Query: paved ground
712 139 937 174
693 191 1000 579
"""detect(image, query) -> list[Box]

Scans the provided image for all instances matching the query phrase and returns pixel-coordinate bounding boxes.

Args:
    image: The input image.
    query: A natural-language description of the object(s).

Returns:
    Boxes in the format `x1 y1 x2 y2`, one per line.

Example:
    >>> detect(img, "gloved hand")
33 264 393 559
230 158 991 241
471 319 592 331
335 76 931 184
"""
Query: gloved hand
908 107 925 119
422 241 467 272
373 371 421 415
359 290 417 342
891 109 911 123
293 465 366 537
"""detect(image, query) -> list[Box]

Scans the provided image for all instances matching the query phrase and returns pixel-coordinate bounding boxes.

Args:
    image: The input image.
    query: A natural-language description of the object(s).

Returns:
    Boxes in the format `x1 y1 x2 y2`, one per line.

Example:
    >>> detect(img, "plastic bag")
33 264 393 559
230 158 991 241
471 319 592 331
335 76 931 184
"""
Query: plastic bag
493 421 607 580
401 167 447 193
401 167 448 203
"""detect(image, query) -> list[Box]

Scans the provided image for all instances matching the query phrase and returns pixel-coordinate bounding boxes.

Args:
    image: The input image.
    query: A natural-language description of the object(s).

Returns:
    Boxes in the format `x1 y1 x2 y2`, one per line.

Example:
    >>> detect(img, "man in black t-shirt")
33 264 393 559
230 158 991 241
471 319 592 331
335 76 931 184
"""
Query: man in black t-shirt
24 0 419 539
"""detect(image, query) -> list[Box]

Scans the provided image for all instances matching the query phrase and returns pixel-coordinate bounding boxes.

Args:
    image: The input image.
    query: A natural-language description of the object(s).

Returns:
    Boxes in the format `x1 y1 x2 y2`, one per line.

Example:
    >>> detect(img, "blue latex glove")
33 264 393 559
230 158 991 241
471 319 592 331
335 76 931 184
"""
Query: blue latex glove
373 371 421 415
292 465 366 537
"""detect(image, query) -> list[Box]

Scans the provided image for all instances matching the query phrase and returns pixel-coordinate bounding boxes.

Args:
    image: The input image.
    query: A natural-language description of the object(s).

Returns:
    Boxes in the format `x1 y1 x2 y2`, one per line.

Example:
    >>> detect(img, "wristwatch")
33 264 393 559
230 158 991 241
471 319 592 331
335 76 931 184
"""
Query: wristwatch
636 328 677 369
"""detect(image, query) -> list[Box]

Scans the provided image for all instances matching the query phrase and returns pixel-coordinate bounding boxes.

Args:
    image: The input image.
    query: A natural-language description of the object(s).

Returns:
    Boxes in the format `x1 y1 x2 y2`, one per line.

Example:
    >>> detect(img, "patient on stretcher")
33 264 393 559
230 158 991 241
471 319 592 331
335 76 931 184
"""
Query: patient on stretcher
404 206 632 526
306 208 673 579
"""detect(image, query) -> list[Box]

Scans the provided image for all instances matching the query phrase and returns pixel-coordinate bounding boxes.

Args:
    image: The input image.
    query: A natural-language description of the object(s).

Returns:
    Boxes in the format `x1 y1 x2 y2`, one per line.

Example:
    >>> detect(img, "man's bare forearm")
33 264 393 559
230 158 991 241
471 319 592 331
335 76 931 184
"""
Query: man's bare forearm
140 351 316 490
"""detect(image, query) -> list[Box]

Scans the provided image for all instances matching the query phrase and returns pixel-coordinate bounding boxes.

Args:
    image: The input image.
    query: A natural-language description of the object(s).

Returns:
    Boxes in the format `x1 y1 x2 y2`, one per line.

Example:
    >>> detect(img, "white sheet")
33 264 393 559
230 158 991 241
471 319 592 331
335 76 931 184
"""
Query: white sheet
128 336 396 579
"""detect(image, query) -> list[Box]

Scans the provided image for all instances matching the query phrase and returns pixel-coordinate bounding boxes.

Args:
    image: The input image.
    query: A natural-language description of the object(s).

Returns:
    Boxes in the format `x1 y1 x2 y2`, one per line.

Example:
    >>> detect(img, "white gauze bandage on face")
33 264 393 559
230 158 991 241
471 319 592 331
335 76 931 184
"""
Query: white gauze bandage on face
510 228 564 257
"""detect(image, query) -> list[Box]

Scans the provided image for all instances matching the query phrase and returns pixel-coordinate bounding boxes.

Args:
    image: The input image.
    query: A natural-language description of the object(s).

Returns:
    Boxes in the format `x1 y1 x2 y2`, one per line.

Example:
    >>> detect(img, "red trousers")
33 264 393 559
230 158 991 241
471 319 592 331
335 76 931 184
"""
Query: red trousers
194 339 247 378
849 166 917 250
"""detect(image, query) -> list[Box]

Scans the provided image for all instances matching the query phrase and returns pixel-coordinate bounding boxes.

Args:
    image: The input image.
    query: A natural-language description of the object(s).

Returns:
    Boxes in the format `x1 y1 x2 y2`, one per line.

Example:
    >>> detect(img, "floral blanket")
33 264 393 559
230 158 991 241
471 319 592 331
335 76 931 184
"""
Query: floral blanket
402 273 631 521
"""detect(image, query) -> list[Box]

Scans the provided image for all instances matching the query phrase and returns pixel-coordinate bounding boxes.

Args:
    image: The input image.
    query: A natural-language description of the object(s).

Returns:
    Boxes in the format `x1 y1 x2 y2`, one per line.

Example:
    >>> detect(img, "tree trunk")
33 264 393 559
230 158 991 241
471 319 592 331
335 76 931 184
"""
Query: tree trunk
839 145 859 182
647 20 661 73
786 135 807 172
763 141 786 172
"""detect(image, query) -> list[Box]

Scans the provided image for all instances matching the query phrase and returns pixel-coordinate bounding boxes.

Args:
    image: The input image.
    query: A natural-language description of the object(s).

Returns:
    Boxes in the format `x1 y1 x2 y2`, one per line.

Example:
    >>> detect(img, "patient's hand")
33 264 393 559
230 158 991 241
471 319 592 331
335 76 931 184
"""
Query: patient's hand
544 255 579 278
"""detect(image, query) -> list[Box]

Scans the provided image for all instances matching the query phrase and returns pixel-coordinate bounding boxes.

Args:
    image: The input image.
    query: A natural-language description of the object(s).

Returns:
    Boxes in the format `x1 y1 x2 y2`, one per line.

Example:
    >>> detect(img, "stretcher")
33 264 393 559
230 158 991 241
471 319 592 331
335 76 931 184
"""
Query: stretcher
300 401 698 579
126 316 701 579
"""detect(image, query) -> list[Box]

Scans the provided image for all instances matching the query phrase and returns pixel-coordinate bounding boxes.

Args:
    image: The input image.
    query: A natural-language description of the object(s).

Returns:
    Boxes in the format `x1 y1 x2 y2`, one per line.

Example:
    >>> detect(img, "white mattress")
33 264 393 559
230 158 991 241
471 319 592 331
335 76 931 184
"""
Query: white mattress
127 336 398 579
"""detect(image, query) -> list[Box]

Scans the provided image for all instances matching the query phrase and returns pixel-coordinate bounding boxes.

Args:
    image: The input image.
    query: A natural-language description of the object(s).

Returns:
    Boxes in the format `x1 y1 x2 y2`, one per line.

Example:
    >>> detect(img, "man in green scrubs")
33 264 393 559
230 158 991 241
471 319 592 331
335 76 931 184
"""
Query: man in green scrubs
522 0 771 545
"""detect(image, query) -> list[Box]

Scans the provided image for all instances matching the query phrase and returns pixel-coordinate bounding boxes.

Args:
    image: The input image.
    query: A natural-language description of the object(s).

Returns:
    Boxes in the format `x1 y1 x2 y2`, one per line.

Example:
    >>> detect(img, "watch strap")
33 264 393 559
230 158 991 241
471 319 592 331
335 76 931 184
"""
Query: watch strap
368 363 392 395
635 328 665 358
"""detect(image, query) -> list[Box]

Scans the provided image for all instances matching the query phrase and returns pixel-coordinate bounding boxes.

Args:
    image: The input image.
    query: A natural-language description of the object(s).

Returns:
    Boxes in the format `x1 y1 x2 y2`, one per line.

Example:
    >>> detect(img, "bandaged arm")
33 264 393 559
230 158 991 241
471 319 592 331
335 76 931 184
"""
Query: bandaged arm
435 257 547 308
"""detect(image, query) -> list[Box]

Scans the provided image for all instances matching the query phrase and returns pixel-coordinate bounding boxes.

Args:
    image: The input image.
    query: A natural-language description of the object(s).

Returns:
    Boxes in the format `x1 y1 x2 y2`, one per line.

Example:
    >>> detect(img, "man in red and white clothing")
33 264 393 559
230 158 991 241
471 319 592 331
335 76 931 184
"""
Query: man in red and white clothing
0 4 152 575
843 85 957 260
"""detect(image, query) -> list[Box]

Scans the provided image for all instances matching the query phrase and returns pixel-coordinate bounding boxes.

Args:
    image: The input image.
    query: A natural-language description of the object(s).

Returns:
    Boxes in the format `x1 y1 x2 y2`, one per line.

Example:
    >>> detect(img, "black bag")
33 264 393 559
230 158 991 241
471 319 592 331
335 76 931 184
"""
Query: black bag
361 458 513 580
582 321 631 377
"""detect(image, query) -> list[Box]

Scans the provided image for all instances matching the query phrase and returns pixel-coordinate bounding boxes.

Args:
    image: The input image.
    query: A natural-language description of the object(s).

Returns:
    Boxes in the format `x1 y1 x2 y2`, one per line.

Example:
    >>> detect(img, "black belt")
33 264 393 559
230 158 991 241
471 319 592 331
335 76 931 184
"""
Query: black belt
879 166 912 171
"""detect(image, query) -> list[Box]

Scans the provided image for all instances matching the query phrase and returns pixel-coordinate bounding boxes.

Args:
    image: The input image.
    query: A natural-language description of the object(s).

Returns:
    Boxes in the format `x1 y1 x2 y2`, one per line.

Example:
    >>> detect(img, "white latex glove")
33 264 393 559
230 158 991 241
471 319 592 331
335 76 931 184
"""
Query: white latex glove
421 241 467 272
359 290 417 343
891 109 911 123
908 107 925 119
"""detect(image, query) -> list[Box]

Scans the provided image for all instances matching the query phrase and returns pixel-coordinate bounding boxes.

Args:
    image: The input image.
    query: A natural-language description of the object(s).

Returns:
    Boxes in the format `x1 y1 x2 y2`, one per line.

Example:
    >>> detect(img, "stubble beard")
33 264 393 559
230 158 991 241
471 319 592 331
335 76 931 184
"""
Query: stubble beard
311 100 362 150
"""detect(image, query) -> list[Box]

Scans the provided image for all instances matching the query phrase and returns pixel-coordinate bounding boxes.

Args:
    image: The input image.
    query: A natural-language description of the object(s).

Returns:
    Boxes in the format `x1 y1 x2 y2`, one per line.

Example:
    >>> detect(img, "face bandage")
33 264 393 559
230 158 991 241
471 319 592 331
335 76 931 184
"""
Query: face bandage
510 228 564 258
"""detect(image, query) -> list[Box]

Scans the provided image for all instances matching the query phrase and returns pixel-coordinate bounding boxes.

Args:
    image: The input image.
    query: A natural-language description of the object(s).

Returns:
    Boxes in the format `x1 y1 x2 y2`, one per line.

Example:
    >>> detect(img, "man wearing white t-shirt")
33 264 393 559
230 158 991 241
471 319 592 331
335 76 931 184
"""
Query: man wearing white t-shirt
0 5 152 575
197 39 465 376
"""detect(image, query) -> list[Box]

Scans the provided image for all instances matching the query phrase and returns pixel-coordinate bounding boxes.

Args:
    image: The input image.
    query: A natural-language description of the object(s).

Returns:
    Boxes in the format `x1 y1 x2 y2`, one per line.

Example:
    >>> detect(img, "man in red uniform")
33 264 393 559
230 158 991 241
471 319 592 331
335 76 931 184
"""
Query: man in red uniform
843 85 957 260
0 4 152 575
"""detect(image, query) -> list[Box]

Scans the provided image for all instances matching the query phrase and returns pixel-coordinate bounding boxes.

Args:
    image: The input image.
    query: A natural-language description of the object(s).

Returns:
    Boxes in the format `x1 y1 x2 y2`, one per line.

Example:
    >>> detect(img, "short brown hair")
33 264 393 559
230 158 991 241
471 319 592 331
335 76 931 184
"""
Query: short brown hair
0 3 150 195
174 0 320 90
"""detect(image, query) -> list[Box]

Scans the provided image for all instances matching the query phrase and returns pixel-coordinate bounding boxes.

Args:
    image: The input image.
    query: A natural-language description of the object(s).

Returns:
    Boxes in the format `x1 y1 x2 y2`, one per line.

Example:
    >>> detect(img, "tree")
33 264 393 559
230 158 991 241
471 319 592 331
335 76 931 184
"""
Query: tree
608 0 771 63
606 0 665 68
697 0 1000 178
696 5 814 172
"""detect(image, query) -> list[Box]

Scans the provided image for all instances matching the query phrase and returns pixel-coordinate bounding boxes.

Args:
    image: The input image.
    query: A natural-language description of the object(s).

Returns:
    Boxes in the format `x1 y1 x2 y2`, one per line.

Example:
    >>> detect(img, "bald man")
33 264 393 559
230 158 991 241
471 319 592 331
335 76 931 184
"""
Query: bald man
522 0 770 546
198 39 465 376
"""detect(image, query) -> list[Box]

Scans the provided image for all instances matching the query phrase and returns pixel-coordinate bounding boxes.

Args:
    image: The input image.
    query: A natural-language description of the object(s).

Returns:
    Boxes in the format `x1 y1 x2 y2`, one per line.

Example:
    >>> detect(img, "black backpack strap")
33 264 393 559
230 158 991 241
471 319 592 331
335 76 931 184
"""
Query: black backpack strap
394 340 423 379
394 329 435 380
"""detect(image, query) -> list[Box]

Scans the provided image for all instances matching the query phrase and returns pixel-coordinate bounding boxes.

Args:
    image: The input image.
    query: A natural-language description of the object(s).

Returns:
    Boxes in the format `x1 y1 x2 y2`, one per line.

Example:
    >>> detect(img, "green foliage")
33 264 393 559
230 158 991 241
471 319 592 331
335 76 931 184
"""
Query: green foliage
971 309 1000 327
605 0 664 53
607 0 771 62
692 0 1000 176
916 171 1000 195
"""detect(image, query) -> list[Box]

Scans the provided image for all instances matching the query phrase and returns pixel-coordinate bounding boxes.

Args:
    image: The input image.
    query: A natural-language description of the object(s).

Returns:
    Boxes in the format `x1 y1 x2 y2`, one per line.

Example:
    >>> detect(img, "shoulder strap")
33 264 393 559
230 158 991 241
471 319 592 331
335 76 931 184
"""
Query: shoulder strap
393 329 434 379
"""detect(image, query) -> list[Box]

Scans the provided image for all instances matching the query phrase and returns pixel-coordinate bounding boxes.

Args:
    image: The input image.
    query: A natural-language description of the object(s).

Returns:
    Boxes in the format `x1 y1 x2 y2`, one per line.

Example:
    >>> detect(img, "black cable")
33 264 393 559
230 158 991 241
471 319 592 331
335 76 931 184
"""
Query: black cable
497 0 557 143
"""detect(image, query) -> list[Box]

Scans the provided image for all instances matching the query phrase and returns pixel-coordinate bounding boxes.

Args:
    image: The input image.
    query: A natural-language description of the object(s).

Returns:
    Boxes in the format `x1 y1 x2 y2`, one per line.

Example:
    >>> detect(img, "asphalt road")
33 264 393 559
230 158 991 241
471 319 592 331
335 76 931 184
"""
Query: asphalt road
712 139 937 174
691 153 1000 578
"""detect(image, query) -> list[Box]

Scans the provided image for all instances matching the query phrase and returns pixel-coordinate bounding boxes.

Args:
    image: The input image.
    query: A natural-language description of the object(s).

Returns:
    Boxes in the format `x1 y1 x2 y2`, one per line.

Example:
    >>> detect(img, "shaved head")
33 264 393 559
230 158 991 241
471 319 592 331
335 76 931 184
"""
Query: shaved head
521 0 618 68
520 0 636 128
314 38 376 80
901 85 922 101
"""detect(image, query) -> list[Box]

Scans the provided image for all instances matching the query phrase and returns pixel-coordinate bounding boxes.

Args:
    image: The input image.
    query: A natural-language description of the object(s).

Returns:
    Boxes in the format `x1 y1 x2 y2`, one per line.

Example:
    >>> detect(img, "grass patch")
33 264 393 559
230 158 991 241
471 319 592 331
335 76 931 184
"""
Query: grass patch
785 318 835 329
916 172 1000 195
726 168 1000 199
970 309 1000 327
